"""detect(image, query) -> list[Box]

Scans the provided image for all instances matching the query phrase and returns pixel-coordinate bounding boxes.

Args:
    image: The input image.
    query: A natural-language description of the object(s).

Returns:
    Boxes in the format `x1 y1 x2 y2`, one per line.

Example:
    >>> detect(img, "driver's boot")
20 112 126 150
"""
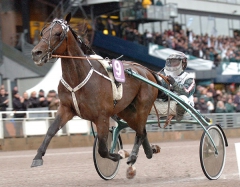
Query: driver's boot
175 104 185 122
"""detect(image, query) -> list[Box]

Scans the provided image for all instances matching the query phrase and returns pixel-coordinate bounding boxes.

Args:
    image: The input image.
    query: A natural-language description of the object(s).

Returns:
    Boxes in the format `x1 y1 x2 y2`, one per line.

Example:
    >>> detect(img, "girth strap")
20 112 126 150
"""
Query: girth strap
60 68 94 117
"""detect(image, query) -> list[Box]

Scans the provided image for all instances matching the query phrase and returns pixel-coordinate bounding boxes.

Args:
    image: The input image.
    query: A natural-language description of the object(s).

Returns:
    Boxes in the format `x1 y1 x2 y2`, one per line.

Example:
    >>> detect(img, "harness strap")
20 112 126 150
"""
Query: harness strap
153 103 161 128
93 69 112 81
85 57 112 82
60 68 94 117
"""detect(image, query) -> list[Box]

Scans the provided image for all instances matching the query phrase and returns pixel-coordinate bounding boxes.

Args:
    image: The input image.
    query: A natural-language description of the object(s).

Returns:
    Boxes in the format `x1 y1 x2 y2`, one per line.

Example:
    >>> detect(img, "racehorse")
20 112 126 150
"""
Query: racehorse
31 13 160 178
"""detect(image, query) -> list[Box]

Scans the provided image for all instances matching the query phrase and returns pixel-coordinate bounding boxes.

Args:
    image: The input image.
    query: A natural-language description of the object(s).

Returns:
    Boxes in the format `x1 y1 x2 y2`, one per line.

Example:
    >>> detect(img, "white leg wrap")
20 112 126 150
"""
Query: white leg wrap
118 149 130 159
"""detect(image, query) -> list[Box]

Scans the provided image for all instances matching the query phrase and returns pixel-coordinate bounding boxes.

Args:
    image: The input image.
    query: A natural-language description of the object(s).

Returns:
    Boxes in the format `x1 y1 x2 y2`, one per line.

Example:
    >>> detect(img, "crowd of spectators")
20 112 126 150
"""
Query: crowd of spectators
119 26 240 67
0 85 60 118
98 19 240 67
95 0 240 68
95 13 240 115
1 82 240 116
194 83 239 114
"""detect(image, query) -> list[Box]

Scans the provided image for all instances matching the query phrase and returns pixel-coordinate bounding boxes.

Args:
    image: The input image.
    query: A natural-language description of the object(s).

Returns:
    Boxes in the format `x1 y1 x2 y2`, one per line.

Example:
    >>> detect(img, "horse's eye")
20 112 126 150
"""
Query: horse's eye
55 32 62 37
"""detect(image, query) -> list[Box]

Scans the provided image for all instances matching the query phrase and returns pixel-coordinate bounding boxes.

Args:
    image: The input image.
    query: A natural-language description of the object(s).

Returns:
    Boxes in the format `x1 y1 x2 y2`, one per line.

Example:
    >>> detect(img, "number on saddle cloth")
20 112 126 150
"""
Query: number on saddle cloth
111 59 126 83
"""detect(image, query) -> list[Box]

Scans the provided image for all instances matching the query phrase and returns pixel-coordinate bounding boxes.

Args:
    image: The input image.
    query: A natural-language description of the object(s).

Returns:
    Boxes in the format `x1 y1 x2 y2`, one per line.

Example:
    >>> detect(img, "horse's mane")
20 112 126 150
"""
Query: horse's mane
69 22 95 55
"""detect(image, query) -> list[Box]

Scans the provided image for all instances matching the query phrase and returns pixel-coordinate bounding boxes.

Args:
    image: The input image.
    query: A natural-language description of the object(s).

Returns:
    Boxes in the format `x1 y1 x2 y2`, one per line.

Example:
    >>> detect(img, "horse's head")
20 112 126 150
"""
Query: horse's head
32 13 72 66
32 13 94 66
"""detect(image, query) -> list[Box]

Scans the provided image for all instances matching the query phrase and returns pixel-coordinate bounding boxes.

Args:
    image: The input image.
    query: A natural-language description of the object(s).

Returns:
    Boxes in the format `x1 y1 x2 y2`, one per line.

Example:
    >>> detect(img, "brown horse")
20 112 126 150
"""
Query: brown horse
31 13 159 177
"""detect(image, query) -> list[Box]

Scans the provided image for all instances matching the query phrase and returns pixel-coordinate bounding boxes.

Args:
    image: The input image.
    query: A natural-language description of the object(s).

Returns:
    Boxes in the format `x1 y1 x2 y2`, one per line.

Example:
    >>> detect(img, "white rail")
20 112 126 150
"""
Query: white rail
0 110 91 139
1 110 240 139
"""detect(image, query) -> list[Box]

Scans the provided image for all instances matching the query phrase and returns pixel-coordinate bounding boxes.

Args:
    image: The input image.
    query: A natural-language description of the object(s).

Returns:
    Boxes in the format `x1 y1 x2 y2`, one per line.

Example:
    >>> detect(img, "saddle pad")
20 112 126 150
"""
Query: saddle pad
90 55 123 100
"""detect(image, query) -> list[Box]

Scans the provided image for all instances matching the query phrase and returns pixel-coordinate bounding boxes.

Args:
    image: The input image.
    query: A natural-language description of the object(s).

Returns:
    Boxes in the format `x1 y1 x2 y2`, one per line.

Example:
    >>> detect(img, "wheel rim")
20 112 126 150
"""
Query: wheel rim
94 132 120 180
201 126 225 179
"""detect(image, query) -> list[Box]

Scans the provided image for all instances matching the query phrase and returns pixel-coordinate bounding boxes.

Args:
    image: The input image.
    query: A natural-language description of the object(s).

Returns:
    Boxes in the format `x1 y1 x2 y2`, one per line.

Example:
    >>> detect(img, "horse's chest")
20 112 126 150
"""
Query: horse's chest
58 78 112 113
58 89 95 106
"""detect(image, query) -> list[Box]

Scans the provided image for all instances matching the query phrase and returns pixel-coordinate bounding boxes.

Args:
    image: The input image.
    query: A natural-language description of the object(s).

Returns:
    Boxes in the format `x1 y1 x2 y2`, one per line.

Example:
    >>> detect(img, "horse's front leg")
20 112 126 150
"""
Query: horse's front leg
96 120 121 162
31 106 74 167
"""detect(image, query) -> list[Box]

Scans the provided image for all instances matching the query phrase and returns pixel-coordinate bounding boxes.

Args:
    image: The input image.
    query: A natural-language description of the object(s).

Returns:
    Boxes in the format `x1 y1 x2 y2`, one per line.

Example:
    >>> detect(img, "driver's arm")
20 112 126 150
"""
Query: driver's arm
172 78 195 97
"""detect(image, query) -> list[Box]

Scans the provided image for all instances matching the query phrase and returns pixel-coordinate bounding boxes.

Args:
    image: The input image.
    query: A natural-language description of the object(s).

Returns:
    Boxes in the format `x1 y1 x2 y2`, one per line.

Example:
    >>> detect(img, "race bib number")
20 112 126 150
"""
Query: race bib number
112 59 125 83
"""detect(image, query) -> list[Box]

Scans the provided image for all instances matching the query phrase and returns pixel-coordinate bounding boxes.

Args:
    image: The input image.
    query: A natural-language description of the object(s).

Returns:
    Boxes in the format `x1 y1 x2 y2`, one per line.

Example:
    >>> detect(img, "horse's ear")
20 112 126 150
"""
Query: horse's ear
65 13 71 24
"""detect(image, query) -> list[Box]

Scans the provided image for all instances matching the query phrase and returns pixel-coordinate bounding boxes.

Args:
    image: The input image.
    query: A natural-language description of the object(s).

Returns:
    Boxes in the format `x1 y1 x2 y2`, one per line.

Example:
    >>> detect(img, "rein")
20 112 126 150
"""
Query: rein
52 54 169 84
52 54 103 60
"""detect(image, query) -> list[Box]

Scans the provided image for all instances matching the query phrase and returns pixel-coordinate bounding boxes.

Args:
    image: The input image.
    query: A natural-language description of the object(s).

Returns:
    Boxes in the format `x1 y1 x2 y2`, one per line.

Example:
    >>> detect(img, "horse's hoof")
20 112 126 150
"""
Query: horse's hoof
118 149 130 159
151 145 161 154
31 159 43 167
126 165 136 179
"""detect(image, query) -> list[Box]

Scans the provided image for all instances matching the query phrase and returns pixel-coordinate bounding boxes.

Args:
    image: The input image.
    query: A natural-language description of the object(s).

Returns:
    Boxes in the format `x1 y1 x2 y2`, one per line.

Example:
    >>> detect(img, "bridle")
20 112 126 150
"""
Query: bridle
39 19 70 62
40 18 96 61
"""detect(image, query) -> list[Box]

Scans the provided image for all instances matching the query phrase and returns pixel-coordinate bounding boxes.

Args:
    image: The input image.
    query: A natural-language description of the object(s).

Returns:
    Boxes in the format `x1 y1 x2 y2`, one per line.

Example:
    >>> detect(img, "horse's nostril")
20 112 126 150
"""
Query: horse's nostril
32 50 42 56
36 51 42 56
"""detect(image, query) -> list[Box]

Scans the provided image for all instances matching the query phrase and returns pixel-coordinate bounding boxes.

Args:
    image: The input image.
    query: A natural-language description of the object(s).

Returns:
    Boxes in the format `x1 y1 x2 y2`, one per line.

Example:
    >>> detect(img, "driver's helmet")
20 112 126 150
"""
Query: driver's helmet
164 52 187 77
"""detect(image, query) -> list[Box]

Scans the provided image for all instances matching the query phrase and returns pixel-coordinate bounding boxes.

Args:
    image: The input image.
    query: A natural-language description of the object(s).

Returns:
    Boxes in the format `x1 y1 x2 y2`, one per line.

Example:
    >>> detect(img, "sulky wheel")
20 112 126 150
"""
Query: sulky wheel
199 125 226 180
93 130 122 180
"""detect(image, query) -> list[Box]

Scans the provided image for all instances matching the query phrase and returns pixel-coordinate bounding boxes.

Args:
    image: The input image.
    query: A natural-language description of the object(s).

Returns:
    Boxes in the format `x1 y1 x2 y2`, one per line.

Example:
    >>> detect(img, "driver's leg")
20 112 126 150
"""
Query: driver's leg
175 95 192 122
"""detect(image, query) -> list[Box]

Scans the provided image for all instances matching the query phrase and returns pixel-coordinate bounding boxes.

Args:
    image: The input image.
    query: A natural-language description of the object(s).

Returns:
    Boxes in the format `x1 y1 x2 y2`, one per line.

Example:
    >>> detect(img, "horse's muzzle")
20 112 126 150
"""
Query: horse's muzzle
32 49 48 66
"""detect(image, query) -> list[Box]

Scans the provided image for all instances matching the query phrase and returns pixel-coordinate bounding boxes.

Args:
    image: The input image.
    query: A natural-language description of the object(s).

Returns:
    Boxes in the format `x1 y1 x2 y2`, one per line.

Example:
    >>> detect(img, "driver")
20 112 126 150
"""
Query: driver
151 52 196 127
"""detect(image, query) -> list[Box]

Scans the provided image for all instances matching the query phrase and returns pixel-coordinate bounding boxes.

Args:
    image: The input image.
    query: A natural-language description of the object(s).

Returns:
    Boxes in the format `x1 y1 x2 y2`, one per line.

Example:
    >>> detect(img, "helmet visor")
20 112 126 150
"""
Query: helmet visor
166 59 181 67
164 58 183 77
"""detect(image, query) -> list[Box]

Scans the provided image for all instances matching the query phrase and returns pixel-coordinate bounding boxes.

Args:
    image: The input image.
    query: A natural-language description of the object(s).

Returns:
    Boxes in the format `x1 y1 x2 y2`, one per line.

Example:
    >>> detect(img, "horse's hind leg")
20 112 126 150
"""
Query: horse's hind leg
126 128 160 179
126 130 159 164
127 132 146 165
141 129 153 159
31 106 74 167
141 129 161 159
125 132 146 179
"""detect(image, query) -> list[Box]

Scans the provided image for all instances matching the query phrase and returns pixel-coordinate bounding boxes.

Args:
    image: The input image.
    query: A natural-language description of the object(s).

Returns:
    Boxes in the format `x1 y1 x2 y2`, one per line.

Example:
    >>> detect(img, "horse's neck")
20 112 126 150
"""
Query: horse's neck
61 45 91 87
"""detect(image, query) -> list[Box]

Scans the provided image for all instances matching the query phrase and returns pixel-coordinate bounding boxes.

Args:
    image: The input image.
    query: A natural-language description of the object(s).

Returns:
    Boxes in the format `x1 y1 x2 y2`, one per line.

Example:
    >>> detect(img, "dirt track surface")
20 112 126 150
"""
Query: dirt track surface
0 138 240 187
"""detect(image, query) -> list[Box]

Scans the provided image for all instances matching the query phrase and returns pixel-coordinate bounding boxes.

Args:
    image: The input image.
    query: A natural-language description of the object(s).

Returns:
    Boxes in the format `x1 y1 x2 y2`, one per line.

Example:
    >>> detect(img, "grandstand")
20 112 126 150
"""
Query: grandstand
1 0 240 88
